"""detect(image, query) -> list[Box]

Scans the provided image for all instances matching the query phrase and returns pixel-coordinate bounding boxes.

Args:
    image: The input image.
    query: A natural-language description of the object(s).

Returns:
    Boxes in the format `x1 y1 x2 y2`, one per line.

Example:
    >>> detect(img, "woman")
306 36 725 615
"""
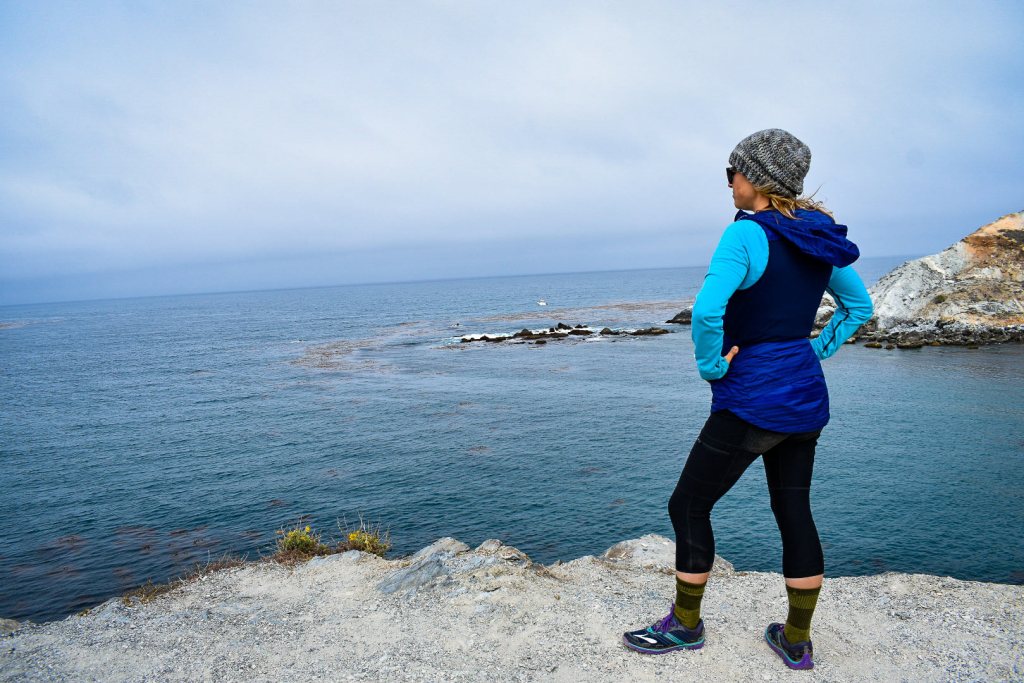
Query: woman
623 129 874 670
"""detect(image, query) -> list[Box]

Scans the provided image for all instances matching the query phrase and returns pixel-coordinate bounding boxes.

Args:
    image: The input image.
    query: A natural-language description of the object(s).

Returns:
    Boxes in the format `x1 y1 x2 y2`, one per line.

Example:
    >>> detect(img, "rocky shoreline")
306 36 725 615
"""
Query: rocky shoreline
460 322 671 344
852 320 1024 347
858 209 1024 346
808 295 1024 348
2 535 1021 682
457 301 1024 350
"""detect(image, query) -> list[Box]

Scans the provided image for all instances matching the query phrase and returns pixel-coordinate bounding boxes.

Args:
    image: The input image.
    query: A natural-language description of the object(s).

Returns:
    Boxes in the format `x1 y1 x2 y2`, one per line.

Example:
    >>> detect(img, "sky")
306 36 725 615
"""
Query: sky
1 1 1022 305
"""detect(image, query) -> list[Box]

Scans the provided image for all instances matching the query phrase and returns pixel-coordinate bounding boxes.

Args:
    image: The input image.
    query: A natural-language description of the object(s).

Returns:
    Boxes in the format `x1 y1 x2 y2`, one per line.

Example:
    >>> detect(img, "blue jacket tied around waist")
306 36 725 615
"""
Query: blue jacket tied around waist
691 209 873 433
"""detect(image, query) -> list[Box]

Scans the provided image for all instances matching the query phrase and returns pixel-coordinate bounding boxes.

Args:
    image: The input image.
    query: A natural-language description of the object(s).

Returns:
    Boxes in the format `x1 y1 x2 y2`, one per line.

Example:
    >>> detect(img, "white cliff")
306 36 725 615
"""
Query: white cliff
864 210 1024 344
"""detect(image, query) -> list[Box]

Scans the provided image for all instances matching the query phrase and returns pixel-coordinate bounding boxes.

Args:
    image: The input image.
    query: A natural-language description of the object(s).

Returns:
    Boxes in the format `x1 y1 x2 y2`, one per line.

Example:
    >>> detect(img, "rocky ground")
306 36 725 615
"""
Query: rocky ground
2 535 1021 682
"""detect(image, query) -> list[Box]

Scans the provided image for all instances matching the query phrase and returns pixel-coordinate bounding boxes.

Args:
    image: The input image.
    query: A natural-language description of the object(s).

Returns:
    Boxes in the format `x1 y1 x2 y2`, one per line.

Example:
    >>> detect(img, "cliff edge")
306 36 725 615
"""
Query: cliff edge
2 535 1021 682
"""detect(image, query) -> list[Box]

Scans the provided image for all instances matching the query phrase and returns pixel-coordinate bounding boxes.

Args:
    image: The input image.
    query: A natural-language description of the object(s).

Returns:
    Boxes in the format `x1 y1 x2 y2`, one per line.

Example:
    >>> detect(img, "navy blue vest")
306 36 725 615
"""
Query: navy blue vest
722 221 832 349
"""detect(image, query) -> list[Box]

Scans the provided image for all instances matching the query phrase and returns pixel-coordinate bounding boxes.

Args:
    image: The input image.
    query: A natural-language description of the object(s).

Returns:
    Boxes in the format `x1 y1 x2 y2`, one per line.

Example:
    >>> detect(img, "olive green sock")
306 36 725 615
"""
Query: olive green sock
673 578 706 629
784 585 820 643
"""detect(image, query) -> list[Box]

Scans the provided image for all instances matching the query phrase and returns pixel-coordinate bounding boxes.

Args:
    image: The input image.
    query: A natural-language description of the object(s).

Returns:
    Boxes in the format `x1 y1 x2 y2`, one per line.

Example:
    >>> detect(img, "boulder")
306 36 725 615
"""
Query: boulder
602 534 733 575
409 537 470 562
461 334 510 343
377 537 470 598
665 309 692 325
474 539 504 554
377 556 448 597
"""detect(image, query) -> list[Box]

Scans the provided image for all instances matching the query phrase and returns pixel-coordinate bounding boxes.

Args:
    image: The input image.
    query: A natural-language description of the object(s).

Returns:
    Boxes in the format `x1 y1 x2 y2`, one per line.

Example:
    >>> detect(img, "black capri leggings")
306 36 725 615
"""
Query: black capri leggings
668 409 824 578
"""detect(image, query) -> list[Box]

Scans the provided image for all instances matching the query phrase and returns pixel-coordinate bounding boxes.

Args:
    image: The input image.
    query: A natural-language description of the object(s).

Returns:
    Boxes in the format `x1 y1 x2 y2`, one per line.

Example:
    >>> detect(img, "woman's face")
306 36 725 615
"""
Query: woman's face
729 171 765 211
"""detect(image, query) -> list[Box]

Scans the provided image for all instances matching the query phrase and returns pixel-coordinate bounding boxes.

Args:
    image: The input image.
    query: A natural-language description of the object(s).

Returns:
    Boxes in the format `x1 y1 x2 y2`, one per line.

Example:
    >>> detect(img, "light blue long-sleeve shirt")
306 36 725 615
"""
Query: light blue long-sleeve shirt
691 220 874 381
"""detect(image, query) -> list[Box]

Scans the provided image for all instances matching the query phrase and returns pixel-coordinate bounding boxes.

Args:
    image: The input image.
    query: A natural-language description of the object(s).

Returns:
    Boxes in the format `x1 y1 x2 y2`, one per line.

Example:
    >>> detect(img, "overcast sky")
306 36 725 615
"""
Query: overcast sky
1 1 1022 305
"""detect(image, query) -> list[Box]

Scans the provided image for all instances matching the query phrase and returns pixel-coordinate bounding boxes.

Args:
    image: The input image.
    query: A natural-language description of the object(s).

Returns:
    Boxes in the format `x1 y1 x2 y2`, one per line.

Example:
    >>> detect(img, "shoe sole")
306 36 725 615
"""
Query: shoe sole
622 635 705 655
763 626 814 670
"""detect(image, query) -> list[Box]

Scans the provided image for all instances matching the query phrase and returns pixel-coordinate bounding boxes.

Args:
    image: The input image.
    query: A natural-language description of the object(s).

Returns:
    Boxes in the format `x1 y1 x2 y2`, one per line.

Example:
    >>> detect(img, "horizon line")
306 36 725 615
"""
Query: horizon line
0 254 919 310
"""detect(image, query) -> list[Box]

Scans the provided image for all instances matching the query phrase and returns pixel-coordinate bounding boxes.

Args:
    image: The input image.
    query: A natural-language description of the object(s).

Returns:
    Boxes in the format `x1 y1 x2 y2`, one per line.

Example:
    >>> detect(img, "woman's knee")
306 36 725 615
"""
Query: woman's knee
770 495 818 551
667 487 688 524
668 487 711 526
769 487 812 519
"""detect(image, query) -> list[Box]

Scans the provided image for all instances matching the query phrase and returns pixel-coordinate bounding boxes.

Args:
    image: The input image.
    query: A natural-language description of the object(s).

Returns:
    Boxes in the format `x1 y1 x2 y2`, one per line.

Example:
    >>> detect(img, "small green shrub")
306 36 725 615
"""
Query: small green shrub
932 294 947 304
338 517 391 557
274 523 331 562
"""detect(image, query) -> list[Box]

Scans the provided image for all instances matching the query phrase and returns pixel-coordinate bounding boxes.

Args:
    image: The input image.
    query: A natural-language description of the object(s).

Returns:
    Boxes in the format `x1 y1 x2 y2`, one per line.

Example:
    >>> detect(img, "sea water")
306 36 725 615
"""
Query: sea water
2 258 1023 623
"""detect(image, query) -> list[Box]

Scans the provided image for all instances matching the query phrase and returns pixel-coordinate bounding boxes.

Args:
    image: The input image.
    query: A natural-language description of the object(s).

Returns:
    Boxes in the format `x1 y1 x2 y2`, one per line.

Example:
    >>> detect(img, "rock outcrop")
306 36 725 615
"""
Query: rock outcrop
460 325 670 344
665 309 692 325
862 210 1024 345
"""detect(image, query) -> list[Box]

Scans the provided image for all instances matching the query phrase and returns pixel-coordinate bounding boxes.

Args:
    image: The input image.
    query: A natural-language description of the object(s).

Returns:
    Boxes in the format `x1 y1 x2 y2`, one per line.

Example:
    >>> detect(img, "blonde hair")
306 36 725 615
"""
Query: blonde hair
753 185 833 220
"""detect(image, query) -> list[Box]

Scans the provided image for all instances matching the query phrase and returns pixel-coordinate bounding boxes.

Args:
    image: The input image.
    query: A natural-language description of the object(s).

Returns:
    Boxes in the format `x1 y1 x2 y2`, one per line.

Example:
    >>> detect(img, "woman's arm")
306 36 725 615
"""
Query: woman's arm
811 266 874 360
691 221 767 380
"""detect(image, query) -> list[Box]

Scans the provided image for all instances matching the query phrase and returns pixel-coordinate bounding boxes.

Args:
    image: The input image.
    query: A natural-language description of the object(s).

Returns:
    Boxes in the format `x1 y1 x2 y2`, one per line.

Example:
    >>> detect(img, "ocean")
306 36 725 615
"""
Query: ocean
2 257 1023 624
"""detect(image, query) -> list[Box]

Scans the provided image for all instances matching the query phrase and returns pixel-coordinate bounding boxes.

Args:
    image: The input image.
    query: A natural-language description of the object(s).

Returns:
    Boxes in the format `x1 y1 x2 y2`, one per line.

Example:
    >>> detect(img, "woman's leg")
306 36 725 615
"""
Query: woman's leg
664 410 788 632
625 410 789 652
669 410 788 577
762 430 824 645
761 430 824 582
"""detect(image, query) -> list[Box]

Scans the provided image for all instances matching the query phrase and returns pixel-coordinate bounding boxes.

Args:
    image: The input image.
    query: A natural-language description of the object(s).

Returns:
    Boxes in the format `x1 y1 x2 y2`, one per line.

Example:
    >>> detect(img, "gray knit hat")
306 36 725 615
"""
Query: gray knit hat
728 129 811 198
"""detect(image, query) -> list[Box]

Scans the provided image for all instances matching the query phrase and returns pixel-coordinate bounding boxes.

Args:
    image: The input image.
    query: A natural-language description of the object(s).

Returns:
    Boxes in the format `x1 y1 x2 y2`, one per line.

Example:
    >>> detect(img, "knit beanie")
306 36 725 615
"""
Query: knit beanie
728 129 811 198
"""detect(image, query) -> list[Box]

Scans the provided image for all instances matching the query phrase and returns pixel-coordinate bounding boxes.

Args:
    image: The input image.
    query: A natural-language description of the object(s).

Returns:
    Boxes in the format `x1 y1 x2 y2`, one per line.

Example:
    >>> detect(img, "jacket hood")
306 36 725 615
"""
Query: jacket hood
735 208 860 268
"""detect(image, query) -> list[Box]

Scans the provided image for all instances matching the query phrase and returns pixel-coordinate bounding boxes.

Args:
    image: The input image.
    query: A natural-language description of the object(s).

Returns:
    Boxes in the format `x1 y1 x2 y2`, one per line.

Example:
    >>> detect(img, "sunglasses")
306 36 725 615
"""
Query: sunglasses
726 166 737 184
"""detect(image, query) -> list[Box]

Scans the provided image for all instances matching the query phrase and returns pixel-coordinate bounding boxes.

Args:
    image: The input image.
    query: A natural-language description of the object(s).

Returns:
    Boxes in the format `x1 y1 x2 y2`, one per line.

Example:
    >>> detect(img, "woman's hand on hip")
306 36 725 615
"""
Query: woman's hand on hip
724 346 740 363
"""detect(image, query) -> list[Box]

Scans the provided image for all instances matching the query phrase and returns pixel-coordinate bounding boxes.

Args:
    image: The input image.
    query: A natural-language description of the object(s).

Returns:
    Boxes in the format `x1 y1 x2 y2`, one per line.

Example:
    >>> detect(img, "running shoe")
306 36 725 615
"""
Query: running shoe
764 623 814 670
622 603 705 654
